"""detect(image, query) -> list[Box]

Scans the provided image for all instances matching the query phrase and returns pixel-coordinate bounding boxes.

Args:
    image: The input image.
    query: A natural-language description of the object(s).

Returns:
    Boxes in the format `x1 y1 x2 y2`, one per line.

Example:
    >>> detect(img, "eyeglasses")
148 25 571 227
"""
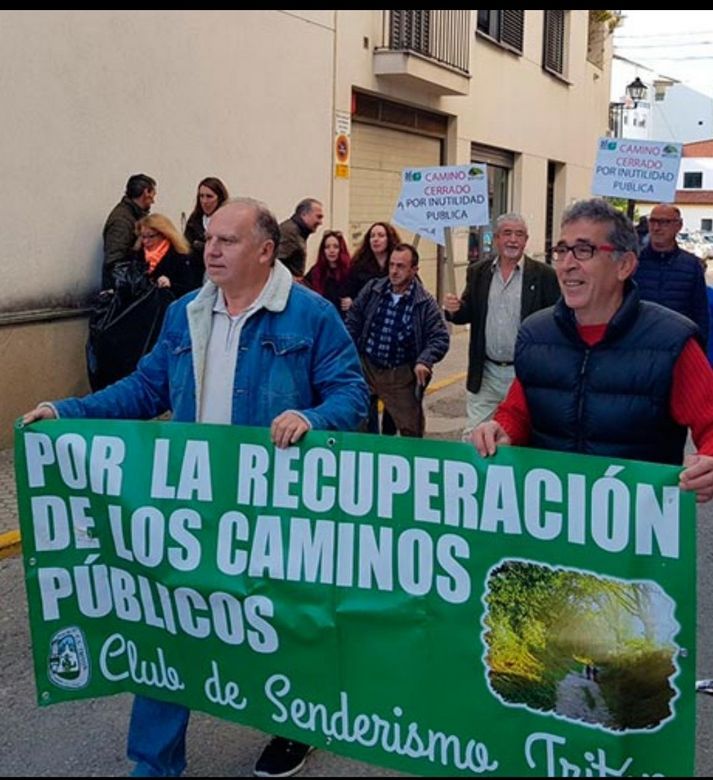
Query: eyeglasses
648 218 680 226
550 243 617 263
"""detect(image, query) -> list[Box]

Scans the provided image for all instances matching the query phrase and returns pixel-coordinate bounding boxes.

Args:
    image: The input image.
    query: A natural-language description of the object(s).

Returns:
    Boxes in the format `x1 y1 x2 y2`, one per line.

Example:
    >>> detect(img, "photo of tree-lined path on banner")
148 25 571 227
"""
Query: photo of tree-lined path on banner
484 560 679 732
14 419 697 777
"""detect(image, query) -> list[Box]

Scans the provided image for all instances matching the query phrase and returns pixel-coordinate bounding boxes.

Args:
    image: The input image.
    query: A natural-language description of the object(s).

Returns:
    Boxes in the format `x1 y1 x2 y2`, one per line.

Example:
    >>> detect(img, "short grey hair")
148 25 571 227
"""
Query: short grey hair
494 212 528 233
227 197 281 262
295 198 322 218
561 198 638 255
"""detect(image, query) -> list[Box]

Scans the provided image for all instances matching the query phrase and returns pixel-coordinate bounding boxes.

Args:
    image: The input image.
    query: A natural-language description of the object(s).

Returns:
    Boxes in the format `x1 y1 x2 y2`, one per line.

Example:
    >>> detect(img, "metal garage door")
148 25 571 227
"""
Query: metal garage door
349 122 441 293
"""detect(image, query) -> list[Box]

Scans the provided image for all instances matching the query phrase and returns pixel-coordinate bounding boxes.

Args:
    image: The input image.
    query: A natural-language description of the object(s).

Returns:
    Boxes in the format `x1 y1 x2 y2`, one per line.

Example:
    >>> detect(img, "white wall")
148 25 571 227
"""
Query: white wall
678 157 713 189
1 10 613 311
0 10 336 311
652 84 713 144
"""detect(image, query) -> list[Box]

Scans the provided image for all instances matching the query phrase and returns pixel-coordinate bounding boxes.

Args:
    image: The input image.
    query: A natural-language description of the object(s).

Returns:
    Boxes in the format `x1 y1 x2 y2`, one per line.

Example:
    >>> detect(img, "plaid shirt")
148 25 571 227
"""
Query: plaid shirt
363 283 416 368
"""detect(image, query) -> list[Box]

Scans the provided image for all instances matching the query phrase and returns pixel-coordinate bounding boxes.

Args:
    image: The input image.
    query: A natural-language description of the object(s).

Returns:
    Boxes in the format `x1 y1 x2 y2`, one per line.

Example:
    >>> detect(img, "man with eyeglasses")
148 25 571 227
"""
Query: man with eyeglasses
634 203 708 350
472 198 713 505
443 213 560 439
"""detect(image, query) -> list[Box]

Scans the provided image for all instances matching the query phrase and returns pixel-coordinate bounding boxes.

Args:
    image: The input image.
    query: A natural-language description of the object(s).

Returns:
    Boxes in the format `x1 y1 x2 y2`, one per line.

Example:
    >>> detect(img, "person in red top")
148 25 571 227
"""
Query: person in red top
473 197 713 503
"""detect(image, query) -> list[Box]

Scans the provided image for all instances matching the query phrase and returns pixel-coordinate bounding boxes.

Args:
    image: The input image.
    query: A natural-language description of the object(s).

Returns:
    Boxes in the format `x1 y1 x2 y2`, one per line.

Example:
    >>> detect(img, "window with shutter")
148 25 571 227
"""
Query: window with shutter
543 10 566 76
501 11 524 53
477 10 499 39
477 10 524 54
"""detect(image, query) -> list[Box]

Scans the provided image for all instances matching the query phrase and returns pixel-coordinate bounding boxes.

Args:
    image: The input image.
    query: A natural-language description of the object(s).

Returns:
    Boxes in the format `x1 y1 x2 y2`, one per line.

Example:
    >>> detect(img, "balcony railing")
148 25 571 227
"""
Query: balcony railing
388 10 470 75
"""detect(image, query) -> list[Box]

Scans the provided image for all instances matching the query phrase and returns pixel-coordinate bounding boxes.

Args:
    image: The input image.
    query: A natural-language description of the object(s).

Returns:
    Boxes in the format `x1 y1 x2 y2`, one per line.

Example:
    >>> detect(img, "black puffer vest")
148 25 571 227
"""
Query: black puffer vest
515 284 697 464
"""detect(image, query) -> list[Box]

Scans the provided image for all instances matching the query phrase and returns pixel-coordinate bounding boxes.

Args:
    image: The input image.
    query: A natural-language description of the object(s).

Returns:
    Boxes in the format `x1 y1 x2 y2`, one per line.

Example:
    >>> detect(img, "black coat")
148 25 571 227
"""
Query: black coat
132 247 204 300
304 267 347 317
343 259 387 301
447 256 560 393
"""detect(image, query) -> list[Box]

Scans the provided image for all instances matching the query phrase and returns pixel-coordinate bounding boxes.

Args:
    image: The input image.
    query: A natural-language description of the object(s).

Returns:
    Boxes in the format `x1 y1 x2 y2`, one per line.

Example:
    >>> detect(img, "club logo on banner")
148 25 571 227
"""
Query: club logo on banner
393 164 490 245
48 626 90 689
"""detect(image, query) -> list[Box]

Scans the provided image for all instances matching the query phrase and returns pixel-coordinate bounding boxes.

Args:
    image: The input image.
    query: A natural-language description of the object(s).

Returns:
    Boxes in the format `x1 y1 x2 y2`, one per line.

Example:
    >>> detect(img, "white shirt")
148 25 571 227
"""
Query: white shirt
199 271 276 424
484 256 524 362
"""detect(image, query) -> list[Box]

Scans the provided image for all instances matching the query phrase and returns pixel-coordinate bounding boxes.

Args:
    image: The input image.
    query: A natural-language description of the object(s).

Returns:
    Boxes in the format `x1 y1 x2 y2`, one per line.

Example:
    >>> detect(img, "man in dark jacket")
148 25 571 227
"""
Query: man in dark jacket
101 173 156 288
346 243 449 437
444 213 560 438
634 203 708 349
473 198 713 504
277 197 324 278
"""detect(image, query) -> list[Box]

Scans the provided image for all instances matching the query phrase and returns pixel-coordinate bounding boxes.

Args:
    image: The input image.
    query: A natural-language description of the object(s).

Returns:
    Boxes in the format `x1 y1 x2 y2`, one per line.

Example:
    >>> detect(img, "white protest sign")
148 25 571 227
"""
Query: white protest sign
591 137 682 202
392 164 490 246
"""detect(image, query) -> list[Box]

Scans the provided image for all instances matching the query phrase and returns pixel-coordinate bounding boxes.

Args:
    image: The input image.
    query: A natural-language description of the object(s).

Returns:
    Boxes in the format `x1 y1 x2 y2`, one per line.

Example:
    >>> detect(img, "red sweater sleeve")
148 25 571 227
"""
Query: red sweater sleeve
493 378 531 446
493 336 713 454
671 338 713 455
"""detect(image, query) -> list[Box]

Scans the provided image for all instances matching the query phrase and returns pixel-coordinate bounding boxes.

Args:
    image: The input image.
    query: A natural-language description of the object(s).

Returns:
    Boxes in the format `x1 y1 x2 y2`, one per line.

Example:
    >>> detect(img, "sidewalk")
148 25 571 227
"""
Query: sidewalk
0 326 470 551
0 447 18 547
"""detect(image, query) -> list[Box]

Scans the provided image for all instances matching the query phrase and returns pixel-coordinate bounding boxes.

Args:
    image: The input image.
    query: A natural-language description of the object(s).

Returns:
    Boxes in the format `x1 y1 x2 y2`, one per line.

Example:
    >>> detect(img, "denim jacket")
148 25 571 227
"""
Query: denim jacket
55 262 369 432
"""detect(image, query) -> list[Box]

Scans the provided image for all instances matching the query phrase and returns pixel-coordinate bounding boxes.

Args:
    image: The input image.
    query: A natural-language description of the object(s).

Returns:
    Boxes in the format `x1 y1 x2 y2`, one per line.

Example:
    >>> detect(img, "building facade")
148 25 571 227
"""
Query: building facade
0 10 613 445
609 54 713 144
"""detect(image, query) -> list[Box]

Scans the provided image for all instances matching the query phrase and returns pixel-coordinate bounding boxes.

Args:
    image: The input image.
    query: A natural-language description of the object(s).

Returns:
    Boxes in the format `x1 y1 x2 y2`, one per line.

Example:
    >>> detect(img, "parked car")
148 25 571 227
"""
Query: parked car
692 233 713 260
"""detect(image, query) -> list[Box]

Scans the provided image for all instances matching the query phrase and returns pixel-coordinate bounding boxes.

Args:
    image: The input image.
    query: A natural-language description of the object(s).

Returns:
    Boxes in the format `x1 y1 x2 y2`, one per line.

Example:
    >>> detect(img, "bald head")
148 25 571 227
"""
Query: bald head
204 198 280 295
648 204 682 252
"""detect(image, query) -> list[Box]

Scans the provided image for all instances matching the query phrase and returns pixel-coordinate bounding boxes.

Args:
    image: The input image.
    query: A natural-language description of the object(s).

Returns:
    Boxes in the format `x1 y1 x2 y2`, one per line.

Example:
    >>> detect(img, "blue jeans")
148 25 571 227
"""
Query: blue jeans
127 695 190 776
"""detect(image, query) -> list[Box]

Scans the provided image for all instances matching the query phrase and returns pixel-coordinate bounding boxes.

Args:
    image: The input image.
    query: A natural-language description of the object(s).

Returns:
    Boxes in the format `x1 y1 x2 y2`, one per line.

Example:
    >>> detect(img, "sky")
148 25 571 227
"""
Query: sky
615 10 713 97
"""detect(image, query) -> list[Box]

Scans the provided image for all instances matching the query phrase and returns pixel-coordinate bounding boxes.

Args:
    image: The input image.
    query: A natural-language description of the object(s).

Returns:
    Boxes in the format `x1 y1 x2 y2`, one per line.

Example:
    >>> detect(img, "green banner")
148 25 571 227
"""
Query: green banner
15 419 696 776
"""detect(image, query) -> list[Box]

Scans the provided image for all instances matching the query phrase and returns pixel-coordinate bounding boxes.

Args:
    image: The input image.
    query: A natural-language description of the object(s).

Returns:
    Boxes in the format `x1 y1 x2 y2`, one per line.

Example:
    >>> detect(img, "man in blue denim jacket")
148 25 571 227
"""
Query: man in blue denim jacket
23 197 369 778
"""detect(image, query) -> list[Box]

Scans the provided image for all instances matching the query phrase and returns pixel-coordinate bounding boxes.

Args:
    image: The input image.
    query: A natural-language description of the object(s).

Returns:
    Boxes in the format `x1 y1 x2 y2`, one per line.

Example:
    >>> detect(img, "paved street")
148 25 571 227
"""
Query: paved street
4 325 713 775
0 447 17 538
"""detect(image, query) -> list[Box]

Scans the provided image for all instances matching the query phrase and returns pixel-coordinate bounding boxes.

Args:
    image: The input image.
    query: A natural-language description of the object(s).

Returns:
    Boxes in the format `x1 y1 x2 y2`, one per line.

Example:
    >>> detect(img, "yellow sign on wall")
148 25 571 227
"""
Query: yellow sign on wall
334 110 351 179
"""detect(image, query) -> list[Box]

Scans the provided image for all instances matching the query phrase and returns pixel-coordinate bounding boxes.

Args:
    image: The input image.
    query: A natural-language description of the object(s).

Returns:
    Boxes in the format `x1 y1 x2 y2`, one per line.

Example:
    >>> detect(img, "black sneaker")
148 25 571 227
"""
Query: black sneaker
253 737 315 778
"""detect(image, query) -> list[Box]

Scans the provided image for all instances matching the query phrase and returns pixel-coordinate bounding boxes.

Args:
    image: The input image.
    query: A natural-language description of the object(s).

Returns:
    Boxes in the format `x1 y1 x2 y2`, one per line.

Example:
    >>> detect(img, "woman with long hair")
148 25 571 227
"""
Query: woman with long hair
304 230 351 316
184 176 229 259
134 214 198 298
341 221 402 313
